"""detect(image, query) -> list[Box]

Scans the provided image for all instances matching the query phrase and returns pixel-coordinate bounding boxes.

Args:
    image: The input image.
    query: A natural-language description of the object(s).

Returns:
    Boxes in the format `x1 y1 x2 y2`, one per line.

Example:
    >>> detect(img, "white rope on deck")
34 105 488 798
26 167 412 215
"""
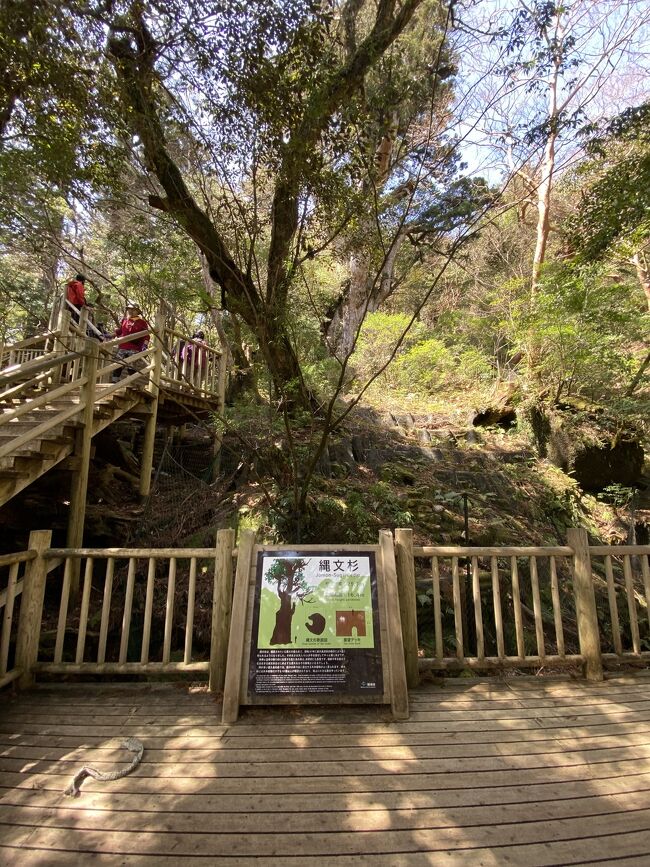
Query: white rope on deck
64 737 144 797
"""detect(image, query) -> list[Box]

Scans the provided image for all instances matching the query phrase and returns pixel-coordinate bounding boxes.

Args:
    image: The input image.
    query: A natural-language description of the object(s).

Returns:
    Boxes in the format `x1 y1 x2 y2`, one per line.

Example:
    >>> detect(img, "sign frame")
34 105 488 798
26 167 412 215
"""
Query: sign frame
222 531 409 722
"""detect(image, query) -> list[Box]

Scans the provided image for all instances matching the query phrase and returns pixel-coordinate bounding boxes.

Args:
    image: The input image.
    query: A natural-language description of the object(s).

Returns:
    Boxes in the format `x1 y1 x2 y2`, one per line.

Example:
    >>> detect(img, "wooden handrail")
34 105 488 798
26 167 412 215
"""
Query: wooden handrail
94 362 154 401
64 299 103 339
0 397 85 459
0 376 87 428
589 545 650 555
46 547 219 558
1 332 58 353
0 349 79 389
101 329 150 349
96 345 153 378
0 550 37 567
414 545 573 557
164 327 222 354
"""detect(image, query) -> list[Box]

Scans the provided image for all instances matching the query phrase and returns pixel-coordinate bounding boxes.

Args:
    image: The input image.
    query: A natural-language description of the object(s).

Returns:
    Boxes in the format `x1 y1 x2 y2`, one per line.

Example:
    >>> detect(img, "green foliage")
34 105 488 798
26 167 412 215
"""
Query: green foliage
397 340 494 393
0 261 50 342
395 338 456 390
596 484 637 508
351 312 495 396
516 262 645 398
570 102 650 260
352 313 428 386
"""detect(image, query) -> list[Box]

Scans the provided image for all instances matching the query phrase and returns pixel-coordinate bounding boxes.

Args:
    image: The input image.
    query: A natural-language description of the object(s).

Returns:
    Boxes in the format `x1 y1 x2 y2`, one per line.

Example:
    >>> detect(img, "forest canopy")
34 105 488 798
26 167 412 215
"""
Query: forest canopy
1 0 649 532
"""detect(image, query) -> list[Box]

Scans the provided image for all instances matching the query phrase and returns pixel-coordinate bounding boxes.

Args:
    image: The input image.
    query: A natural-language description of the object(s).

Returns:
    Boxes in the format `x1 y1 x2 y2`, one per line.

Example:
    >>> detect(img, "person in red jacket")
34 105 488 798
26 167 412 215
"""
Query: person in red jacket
66 274 92 323
112 303 150 382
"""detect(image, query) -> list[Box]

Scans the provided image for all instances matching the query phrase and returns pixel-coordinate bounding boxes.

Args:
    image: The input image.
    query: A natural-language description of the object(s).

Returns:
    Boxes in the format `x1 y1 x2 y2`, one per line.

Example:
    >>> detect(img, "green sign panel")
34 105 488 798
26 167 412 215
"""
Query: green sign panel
249 550 383 697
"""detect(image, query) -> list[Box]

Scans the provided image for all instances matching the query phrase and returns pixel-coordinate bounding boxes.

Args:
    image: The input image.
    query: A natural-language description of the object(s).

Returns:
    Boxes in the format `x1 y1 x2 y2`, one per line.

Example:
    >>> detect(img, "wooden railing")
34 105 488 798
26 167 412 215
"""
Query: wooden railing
395 528 650 685
3 528 647 692
0 337 155 459
589 546 650 663
162 328 224 399
2 314 224 405
0 332 54 369
0 529 236 690
0 548 37 688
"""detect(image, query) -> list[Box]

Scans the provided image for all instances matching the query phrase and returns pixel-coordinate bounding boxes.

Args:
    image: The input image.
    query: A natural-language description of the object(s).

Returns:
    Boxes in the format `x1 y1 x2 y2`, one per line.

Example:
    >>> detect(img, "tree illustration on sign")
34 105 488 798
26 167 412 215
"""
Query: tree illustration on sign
266 558 312 645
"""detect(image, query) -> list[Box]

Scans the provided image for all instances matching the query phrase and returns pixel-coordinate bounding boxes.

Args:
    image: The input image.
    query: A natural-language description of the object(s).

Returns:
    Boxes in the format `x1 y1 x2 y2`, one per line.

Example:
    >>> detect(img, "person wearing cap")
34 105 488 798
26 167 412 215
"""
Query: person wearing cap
112 303 150 382
65 274 92 323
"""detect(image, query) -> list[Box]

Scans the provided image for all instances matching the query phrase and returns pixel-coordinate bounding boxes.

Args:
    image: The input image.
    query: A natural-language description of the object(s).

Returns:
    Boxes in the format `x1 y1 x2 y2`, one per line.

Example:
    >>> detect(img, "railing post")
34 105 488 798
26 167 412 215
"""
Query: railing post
379 530 410 719
209 345 229 482
567 528 603 681
53 309 71 385
139 307 165 499
395 528 420 688
79 305 89 335
209 528 236 693
15 530 52 689
66 338 98 597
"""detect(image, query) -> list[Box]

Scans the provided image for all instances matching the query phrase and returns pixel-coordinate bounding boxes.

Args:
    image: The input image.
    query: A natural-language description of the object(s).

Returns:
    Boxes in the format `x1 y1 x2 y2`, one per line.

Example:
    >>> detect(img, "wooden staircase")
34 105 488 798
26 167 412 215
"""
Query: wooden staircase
0 381 153 508
0 307 226 518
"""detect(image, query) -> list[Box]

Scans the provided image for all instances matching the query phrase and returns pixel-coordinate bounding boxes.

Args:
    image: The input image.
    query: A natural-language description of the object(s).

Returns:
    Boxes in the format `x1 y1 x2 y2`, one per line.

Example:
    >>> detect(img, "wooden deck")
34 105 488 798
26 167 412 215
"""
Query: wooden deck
1 674 650 865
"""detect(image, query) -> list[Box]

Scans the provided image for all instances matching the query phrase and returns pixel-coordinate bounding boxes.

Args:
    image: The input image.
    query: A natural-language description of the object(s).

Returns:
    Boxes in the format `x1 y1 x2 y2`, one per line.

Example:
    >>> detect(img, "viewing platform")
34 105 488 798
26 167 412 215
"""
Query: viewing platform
1 674 650 864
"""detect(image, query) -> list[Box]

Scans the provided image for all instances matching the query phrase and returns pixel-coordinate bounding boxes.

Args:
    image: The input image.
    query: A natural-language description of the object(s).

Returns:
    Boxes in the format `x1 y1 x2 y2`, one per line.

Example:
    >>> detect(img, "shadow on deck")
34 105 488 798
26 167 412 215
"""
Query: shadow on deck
1 673 650 864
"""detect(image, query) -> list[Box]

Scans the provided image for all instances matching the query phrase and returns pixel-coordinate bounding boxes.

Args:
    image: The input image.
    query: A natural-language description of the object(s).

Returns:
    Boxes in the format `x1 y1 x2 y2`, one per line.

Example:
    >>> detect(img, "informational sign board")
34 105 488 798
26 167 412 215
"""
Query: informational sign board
248 550 383 698
221 533 409 722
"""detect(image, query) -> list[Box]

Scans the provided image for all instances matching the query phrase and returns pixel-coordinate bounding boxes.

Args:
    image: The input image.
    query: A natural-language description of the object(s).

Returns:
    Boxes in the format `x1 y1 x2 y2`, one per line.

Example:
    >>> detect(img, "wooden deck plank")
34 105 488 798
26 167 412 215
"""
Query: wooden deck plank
1 675 650 862
17 679 650 701
1 759 648 797
2 745 650 779
3 722 650 752
4 712 650 739
3 731 650 764
1 838 650 867
1 789 649 835
6 695 650 722
7 689 650 715
0 808 649 856
3 769 650 812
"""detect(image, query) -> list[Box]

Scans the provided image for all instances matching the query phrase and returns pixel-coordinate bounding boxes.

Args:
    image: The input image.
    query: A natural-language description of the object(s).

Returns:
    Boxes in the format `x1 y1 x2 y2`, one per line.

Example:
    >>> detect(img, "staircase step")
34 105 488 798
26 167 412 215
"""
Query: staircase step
39 438 73 455
0 468 30 480
2 417 81 432
13 449 46 463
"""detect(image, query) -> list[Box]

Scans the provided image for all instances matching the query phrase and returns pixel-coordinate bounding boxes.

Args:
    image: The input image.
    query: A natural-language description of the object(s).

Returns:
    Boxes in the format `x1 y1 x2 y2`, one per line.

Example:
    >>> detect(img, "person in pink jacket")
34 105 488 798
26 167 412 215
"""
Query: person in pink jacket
112 303 150 382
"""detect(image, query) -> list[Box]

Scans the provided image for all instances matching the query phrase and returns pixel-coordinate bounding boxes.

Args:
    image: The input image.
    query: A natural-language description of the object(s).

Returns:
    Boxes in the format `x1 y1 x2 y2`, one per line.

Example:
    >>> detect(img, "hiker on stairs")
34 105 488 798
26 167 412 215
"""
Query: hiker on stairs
112 303 150 382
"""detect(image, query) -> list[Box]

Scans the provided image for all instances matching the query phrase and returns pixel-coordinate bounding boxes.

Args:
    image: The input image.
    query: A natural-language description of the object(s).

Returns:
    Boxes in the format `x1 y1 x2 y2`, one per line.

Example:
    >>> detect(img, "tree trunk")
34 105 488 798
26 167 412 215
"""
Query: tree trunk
631 252 650 311
531 73 559 293
270 592 296 645
199 254 258 399
325 232 405 357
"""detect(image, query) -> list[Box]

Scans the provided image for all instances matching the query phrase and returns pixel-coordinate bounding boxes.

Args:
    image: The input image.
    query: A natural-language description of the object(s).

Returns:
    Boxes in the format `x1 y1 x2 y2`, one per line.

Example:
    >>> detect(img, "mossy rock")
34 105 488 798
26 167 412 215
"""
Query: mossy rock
528 404 644 491
573 439 644 491
380 463 417 486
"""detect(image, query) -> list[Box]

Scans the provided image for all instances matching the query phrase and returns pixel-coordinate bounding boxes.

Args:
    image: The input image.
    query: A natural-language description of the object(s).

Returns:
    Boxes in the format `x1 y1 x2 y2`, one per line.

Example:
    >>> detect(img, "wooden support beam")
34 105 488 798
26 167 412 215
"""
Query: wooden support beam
209 528 236 693
567 528 603 682
394 528 419 688
221 529 257 724
210 345 229 482
139 307 165 499
15 530 52 689
52 310 71 385
379 529 409 720
66 339 98 598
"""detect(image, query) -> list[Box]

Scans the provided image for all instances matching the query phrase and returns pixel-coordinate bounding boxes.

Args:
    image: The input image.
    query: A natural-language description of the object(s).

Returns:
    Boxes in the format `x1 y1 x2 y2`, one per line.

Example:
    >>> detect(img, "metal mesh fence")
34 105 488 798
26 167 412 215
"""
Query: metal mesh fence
129 426 228 547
